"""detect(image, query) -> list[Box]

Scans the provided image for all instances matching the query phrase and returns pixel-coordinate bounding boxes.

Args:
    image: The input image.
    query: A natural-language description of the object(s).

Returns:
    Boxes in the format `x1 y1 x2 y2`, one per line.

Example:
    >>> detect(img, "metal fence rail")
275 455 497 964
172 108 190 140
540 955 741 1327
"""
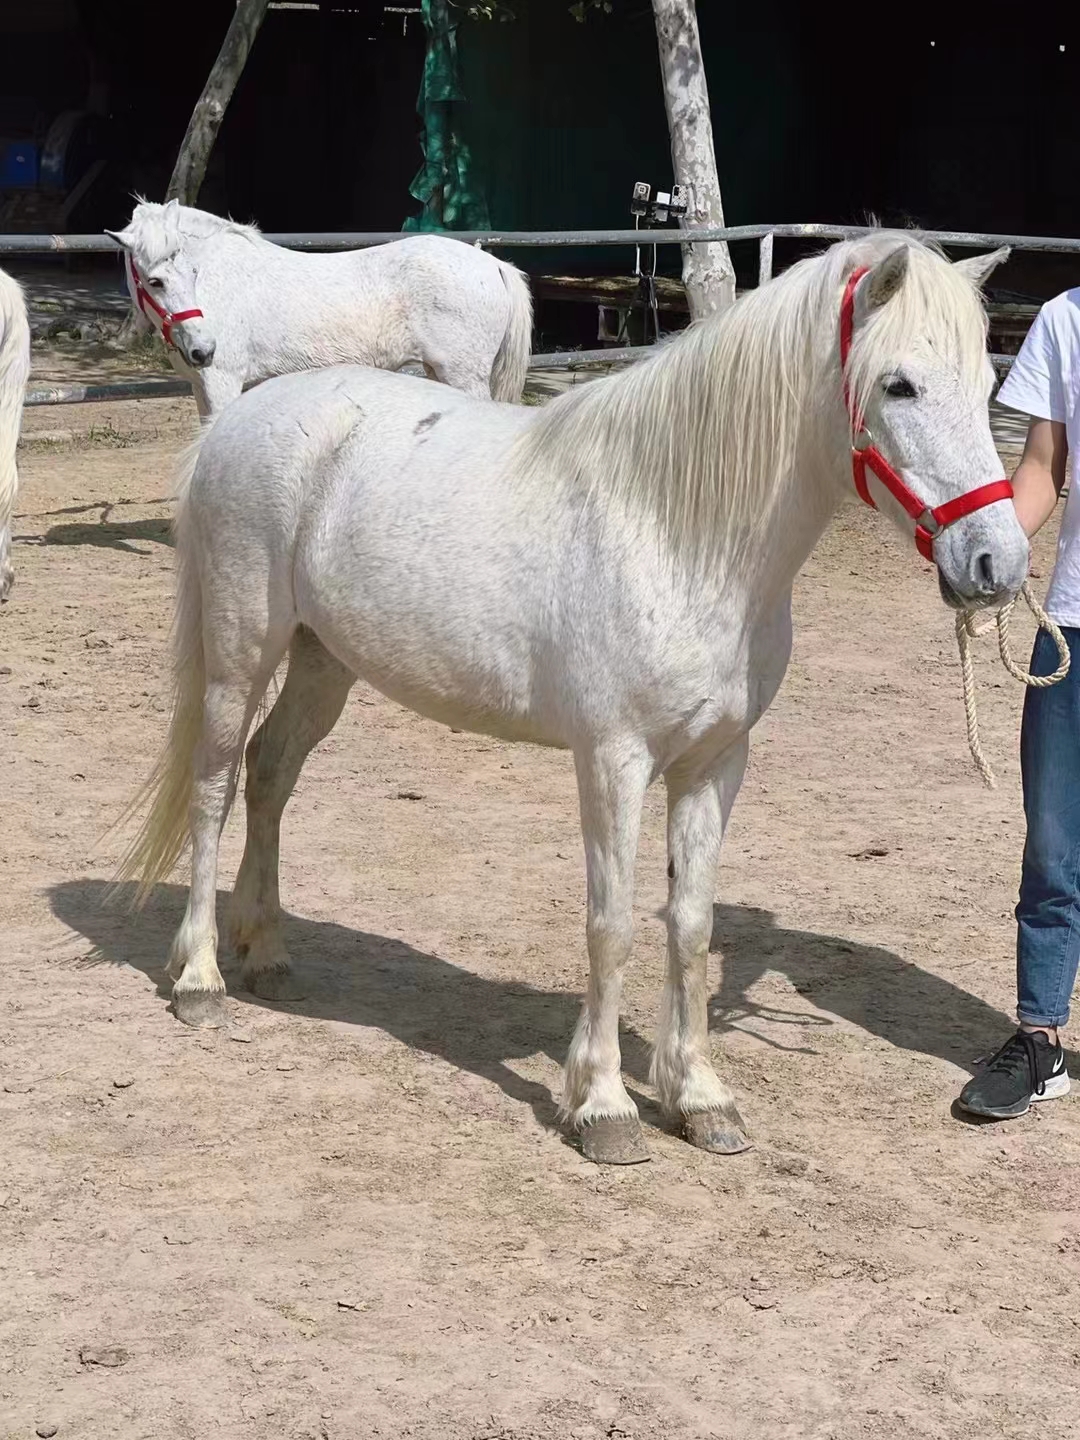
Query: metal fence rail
23 349 1020 408
7 222 1080 255
11 218 1068 406
25 378 193 407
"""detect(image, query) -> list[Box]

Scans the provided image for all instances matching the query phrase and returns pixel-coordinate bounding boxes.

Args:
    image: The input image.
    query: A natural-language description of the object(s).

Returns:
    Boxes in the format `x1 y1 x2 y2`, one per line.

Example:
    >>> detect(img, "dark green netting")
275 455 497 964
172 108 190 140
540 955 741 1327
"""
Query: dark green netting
403 0 491 232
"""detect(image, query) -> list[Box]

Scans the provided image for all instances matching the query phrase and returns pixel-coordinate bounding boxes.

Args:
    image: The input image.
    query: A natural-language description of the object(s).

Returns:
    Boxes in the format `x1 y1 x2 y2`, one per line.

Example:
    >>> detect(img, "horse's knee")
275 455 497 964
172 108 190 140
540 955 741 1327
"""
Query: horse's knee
585 909 633 971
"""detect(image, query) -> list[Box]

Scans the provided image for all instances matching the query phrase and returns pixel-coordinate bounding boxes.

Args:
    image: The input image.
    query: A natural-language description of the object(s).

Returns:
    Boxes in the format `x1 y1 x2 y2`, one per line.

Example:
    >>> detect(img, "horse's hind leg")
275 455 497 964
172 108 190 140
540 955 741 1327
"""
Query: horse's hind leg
228 627 355 999
169 660 283 1028
652 738 751 1154
562 743 652 1164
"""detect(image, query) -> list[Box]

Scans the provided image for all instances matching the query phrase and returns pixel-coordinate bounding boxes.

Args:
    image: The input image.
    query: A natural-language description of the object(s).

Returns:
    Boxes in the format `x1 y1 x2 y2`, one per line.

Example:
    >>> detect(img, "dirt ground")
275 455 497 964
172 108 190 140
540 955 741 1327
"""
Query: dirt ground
2 376 1079 1440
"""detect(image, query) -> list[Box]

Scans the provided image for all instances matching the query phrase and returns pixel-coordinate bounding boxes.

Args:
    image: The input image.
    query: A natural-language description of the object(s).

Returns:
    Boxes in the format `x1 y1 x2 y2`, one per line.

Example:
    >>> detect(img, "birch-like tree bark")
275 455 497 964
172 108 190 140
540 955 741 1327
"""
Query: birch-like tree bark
651 0 735 317
166 0 270 206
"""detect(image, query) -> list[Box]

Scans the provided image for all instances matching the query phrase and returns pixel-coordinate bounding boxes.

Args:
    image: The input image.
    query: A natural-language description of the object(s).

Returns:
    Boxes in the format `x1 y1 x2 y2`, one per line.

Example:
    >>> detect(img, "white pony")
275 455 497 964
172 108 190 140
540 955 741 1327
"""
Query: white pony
105 199 533 417
118 235 1026 1164
0 266 31 604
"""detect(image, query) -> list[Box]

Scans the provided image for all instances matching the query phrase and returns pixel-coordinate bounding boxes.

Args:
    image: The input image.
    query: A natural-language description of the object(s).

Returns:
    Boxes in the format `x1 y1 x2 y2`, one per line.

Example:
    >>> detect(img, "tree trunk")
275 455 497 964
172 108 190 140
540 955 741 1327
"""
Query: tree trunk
651 0 734 318
166 0 270 206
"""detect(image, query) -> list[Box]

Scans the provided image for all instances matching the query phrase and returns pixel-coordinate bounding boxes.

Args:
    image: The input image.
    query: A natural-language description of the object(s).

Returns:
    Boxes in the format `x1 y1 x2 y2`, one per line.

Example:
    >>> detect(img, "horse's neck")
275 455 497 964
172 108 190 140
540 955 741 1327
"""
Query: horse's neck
760 450 846 584
705 466 844 624
199 229 280 287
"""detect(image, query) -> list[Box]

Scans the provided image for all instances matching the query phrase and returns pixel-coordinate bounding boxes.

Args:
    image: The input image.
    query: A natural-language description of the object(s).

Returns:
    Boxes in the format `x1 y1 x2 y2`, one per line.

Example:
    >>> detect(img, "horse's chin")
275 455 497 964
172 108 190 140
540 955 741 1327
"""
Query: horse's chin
938 572 965 610
938 571 1015 613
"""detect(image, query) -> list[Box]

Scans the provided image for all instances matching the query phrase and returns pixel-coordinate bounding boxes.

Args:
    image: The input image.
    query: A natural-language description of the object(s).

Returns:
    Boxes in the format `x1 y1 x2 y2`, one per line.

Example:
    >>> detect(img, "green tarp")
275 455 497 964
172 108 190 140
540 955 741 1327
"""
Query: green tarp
403 0 490 232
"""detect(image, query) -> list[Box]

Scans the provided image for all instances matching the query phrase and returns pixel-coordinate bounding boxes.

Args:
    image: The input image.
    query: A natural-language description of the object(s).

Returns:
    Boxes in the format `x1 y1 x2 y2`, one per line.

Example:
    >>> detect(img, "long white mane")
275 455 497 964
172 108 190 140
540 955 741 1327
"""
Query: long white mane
519 232 991 563
124 199 264 265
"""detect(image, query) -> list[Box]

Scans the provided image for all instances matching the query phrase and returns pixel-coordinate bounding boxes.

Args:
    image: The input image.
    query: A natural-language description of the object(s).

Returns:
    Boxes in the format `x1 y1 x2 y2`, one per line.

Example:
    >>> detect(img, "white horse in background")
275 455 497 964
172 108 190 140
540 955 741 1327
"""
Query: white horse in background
118 234 1024 1165
105 199 533 417
0 267 31 604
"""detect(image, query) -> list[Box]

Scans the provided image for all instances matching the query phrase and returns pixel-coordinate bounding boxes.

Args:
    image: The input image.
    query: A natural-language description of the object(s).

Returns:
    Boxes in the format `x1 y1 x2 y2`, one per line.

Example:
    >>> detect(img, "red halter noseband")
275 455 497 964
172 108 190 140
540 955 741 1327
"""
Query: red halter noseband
126 255 204 348
839 266 1013 563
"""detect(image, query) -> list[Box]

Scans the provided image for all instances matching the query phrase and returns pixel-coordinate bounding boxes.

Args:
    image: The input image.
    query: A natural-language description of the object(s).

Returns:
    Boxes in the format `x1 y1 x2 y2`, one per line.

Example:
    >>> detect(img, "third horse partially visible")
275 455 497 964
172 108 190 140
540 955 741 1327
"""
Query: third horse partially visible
106 199 533 417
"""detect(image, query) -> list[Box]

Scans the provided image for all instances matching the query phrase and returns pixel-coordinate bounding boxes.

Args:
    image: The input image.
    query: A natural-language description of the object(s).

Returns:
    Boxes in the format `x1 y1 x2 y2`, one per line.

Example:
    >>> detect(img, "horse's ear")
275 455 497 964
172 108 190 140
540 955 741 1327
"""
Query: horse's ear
164 197 179 213
863 246 909 311
104 227 133 250
953 246 1010 290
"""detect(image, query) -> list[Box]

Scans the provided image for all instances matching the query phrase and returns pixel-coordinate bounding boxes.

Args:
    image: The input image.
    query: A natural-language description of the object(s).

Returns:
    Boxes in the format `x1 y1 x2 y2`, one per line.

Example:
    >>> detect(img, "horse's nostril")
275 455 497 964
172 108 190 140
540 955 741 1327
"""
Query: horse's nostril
190 347 207 366
976 552 995 591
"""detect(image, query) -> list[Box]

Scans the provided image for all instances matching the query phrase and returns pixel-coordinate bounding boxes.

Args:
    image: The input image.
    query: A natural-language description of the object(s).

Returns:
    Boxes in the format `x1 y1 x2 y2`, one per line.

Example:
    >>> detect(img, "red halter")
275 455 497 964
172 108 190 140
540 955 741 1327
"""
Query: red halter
839 266 1013 563
126 255 204 348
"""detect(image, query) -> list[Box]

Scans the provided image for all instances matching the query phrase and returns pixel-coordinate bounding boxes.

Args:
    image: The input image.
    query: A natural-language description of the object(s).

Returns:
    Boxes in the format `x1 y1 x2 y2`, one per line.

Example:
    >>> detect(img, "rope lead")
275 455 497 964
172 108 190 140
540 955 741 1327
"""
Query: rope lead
957 580 1070 788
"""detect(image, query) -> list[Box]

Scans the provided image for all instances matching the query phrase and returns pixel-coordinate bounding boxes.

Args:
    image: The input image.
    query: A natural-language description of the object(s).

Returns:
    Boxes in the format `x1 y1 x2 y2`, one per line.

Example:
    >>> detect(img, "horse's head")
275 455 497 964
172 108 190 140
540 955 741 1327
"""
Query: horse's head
107 200 218 370
839 239 1029 610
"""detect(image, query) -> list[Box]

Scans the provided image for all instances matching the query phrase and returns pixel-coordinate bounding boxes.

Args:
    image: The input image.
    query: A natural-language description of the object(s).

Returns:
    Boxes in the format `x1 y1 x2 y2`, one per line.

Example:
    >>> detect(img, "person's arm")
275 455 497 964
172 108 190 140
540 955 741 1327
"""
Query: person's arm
1012 417 1068 539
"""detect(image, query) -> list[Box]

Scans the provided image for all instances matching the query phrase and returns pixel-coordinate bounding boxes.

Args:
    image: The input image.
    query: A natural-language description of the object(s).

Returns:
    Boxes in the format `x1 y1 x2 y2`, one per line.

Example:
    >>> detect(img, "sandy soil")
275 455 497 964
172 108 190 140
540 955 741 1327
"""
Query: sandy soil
2 388 1079 1440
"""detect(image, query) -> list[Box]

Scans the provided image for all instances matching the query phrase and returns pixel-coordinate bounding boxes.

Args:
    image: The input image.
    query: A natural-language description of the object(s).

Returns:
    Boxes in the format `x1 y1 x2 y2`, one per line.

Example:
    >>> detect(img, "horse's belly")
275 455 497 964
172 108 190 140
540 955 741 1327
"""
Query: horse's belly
309 612 565 746
295 539 566 746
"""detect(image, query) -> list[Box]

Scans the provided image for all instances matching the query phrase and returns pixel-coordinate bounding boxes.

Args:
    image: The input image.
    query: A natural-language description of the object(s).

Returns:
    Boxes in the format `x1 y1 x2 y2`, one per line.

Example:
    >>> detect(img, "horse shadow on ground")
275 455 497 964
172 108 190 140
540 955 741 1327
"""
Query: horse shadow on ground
709 901 1015 1076
40 516 173 555
50 881 1018 1130
13 498 175 557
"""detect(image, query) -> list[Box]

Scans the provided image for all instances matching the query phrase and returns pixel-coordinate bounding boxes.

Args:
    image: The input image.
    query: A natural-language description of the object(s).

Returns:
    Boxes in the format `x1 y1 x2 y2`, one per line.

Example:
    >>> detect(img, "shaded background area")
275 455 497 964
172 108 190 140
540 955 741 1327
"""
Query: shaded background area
0 0 1076 328
0 0 426 233
0 3 1074 236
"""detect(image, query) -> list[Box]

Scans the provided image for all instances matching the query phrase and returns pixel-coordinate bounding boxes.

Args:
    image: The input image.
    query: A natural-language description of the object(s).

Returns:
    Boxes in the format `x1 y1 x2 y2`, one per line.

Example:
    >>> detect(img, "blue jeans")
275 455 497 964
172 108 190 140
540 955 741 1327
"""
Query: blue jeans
1016 626 1080 1027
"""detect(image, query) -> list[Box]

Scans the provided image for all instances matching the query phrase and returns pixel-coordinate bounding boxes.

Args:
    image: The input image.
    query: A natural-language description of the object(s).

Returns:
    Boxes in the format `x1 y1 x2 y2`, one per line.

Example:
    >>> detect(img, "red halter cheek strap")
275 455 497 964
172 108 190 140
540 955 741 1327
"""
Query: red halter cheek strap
839 266 1012 563
126 255 204 348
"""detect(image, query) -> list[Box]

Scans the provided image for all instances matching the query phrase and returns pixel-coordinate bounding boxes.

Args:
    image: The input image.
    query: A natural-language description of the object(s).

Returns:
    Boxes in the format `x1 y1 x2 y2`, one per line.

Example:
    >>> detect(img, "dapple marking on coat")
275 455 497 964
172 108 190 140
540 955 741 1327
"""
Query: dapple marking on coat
117 234 1024 1164
106 199 532 416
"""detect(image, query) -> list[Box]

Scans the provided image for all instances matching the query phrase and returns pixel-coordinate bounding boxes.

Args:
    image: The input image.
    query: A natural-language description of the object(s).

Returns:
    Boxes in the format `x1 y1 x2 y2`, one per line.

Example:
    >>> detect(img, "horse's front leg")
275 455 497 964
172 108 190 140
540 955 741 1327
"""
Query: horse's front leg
186 363 242 424
562 744 651 1165
653 737 751 1154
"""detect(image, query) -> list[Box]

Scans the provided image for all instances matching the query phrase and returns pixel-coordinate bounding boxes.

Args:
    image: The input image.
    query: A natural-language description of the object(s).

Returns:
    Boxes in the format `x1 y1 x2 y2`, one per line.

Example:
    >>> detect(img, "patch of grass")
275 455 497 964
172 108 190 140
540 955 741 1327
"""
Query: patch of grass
22 421 147 453
86 421 138 449
124 327 170 370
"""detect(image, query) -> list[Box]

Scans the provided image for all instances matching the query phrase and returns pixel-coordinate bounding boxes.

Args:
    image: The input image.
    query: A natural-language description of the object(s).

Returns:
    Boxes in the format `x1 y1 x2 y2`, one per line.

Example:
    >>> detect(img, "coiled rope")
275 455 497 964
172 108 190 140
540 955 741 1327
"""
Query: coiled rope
957 579 1071 788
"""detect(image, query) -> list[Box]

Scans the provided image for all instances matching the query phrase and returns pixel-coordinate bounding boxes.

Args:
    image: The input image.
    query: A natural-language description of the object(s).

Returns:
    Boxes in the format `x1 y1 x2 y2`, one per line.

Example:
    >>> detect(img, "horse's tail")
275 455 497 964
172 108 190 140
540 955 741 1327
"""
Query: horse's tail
490 260 533 402
112 428 213 906
0 267 31 526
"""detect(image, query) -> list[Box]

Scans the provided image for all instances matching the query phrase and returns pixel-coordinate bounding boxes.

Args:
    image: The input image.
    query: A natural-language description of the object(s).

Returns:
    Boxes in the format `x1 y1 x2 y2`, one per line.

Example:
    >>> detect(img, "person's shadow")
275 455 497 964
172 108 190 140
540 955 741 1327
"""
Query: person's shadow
48 881 1021 1132
709 901 1015 1074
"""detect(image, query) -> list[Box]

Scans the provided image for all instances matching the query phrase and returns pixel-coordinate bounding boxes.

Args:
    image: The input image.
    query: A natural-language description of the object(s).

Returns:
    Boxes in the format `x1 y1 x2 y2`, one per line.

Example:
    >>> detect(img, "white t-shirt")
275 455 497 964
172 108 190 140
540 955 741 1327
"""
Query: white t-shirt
997 289 1080 627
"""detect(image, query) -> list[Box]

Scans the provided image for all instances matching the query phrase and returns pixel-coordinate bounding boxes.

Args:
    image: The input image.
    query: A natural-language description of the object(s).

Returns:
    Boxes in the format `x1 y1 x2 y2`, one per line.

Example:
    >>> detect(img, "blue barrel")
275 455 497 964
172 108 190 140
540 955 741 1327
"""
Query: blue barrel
0 140 39 188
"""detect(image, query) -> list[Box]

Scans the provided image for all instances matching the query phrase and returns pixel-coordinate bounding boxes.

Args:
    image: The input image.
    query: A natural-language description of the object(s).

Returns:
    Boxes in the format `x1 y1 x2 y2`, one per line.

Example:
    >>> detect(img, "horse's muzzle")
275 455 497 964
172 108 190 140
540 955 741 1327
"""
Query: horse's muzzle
184 338 217 369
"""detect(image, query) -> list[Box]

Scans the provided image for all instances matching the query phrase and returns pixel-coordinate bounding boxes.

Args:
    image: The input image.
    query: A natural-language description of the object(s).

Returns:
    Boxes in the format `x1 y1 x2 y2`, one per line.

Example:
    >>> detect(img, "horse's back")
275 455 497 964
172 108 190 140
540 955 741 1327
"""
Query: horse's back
191 363 527 549
192 364 559 737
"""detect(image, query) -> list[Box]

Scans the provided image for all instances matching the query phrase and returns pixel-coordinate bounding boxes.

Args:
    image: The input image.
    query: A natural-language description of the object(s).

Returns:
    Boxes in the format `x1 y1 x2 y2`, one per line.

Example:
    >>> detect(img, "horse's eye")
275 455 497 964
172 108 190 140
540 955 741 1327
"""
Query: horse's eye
883 374 917 398
148 277 165 290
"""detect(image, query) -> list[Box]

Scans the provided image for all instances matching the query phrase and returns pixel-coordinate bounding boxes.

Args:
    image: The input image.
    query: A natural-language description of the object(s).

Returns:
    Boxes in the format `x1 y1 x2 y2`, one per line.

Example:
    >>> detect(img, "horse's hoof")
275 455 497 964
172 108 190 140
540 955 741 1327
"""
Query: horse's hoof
242 969 308 1002
172 988 230 1030
580 1116 651 1165
682 1105 752 1155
